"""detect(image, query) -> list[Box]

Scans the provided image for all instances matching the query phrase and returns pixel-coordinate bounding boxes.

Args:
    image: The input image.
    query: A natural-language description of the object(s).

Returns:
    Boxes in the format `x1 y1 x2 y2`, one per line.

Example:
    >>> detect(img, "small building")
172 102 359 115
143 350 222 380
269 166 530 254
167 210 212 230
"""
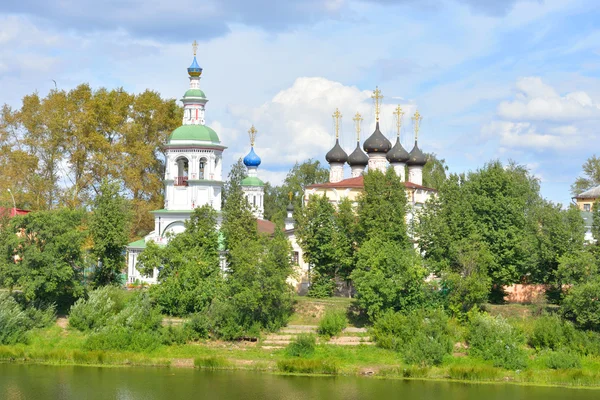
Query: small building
573 185 600 212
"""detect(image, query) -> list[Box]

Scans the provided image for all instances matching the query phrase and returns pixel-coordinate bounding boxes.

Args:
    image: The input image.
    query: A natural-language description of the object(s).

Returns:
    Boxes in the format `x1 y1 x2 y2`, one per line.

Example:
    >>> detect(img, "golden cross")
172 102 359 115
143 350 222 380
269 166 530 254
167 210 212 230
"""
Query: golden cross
352 112 363 142
371 86 383 122
412 110 422 141
192 40 198 56
394 105 404 139
332 108 342 139
248 125 257 147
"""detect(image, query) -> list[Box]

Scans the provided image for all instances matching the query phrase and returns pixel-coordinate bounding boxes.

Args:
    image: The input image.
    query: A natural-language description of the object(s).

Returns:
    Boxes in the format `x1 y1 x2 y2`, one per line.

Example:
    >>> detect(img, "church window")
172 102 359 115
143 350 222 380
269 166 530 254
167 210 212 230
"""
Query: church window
199 157 207 179
291 252 299 265
175 157 189 186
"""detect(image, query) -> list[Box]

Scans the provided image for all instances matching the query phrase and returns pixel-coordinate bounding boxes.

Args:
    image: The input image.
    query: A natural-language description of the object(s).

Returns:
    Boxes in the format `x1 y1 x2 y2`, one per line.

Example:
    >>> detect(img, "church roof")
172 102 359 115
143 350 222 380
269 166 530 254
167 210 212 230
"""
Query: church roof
575 185 600 199
325 139 348 163
306 175 436 191
386 138 410 163
407 140 427 166
363 122 392 154
257 219 276 235
348 142 369 167
241 176 265 187
183 89 206 99
169 125 220 144
243 147 261 167
187 56 203 77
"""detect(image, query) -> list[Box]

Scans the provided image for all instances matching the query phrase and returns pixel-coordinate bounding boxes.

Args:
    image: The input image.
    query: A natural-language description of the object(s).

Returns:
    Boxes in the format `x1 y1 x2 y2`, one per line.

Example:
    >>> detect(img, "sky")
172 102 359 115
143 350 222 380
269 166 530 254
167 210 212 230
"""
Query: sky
1 0 599 206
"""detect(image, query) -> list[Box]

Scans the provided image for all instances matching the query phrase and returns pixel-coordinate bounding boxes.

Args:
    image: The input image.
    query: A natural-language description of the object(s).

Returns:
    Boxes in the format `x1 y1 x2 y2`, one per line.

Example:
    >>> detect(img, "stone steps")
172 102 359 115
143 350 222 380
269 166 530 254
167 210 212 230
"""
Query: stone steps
262 325 374 347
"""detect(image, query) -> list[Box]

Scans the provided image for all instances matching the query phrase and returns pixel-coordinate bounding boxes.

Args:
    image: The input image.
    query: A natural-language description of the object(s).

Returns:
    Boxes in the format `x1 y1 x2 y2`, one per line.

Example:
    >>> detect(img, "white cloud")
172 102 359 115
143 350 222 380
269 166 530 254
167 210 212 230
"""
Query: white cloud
224 77 417 168
498 77 600 121
481 121 582 150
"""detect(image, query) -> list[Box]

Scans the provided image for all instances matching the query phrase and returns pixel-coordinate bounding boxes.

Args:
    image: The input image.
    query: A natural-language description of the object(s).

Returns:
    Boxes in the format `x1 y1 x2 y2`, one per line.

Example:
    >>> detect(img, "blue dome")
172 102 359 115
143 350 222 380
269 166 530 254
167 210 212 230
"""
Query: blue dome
187 56 203 77
243 147 261 167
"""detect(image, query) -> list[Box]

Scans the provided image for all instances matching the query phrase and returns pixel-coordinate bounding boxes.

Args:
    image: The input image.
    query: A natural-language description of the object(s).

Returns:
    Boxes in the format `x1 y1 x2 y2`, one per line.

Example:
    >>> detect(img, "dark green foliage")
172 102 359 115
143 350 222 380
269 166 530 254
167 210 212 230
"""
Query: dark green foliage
0 209 86 307
306 272 336 298
137 206 223 316
561 278 600 331
466 313 527 370
351 237 426 320
570 155 600 196
0 292 55 345
183 313 210 340
277 358 338 374
89 180 131 286
317 310 347 338
285 333 317 358
541 350 581 370
422 153 448 190
556 250 598 285
371 309 453 366
222 158 247 207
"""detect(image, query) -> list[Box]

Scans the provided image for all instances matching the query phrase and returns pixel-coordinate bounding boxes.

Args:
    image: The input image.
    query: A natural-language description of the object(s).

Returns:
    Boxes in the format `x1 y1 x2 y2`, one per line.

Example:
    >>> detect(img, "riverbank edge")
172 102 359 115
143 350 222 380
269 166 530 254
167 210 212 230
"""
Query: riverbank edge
2 350 600 390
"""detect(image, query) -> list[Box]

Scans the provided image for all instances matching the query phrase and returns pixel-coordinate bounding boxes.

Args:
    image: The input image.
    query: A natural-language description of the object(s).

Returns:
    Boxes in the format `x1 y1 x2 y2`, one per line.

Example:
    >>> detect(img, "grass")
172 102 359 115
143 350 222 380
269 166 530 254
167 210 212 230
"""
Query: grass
3 298 600 388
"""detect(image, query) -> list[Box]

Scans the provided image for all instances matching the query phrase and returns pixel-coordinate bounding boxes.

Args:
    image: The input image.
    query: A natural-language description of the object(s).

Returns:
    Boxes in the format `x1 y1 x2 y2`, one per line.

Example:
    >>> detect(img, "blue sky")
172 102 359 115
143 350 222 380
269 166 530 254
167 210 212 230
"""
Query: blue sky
1 0 599 206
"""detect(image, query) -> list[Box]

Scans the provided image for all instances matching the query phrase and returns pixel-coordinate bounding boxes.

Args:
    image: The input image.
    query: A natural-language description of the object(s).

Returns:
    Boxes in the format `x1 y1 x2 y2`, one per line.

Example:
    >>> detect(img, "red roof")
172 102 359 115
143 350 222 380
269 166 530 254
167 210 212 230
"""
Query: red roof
0 207 31 218
257 219 276 235
306 176 436 191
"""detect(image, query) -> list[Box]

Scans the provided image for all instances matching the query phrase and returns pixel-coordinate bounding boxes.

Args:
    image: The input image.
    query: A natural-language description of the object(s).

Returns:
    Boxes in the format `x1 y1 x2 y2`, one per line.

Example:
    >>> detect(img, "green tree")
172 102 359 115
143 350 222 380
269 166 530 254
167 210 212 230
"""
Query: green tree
0 209 86 307
562 278 600 331
351 237 427 320
422 153 448 189
90 180 132 286
571 155 600 196
136 206 223 316
222 158 247 207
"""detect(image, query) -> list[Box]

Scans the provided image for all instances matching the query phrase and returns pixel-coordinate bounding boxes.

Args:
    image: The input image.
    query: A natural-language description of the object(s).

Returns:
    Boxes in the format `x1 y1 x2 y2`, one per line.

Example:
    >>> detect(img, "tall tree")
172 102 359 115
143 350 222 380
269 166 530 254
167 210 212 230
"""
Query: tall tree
222 158 247 207
422 153 448 189
90 180 132 286
571 155 600 196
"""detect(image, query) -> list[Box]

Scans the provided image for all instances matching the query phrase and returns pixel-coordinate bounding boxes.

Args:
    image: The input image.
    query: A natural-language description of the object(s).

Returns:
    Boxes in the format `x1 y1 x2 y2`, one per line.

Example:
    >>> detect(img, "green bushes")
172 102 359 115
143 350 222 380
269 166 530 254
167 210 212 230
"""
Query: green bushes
467 313 527 370
277 359 338 374
561 279 600 331
541 350 581 370
317 310 347 338
194 356 230 369
68 286 127 331
372 309 453 366
285 333 317 358
529 315 576 350
0 292 55 345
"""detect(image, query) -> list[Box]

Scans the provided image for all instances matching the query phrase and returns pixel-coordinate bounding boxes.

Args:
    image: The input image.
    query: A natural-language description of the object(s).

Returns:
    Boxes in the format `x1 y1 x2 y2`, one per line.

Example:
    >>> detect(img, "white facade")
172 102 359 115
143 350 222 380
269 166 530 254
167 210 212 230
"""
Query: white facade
392 162 407 181
367 154 387 173
408 165 423 186
329 162 345 183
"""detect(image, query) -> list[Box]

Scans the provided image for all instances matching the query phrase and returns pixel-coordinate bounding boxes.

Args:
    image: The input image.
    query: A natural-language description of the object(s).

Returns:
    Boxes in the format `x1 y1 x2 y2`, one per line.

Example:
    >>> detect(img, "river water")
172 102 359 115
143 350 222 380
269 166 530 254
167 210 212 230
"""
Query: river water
0 363 597 400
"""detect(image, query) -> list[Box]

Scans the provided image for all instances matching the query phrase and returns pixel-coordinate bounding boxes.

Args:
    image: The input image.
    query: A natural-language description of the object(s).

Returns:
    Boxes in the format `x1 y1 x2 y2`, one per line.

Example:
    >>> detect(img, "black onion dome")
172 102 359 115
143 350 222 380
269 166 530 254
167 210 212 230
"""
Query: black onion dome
386 138 410 163
407 140 427 166
363 122 392 154
286 202 294 212
325 139 348 163
347 142 369 167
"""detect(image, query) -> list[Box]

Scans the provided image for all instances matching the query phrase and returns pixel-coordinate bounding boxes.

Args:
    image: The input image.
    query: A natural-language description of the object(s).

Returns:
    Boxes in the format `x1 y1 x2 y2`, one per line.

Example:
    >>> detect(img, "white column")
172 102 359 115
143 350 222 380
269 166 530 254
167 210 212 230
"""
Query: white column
329 163 344 183
393 162 406 181
408 166 423 186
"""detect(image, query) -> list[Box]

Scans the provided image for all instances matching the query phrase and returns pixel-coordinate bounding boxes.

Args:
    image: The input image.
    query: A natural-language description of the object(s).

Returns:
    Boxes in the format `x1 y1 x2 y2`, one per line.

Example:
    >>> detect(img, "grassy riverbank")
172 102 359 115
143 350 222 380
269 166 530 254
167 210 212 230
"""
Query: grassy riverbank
2 298 600 389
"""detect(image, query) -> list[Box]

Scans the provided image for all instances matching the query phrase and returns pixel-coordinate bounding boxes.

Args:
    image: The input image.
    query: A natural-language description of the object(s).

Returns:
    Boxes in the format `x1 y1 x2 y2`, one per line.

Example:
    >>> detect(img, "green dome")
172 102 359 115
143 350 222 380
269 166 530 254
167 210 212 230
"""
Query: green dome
241 176 265 187
169 125 220 143
183 89 206 98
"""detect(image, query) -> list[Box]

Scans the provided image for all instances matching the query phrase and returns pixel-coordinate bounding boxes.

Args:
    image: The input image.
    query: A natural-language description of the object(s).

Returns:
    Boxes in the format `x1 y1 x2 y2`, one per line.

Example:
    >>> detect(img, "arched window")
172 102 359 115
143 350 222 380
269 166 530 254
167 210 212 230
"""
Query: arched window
199 157 207 180
175 157 189 186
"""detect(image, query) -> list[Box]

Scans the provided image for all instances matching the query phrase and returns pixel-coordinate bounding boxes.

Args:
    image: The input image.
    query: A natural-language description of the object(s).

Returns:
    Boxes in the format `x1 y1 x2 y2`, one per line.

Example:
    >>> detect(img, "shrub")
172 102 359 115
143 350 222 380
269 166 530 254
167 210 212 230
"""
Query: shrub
317 310 347 338
285 333 317 358
161 325 190 346
542 350 581 370
69 286 127 331
528 315 576 351
277 359 338 374
0 292 55 345
466 313 527 370
448 365 499 381
372 308 453 366
561 279 600 331
184 313 210 340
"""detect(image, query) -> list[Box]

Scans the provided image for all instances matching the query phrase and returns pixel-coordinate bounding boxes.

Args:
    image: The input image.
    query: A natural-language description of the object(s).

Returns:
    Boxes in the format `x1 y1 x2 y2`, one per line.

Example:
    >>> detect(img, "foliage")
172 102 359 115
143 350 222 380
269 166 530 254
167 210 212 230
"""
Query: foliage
285 333 317 358
0 209 86 307
466 313 527 370
0 85 181 236
371 309 453 366
556 250 598 285
137 206 223 316
541 350 581 370
68 286 128 331
194 356 230 369
422 153 448 189
528 314 576 351
222 158 247 207
571 155 600 196
0 292 55 345
351 237 426 320
277 358 338 374
317 310 347 338
263 159 329 223
89 180 131 286
561 278 600 331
